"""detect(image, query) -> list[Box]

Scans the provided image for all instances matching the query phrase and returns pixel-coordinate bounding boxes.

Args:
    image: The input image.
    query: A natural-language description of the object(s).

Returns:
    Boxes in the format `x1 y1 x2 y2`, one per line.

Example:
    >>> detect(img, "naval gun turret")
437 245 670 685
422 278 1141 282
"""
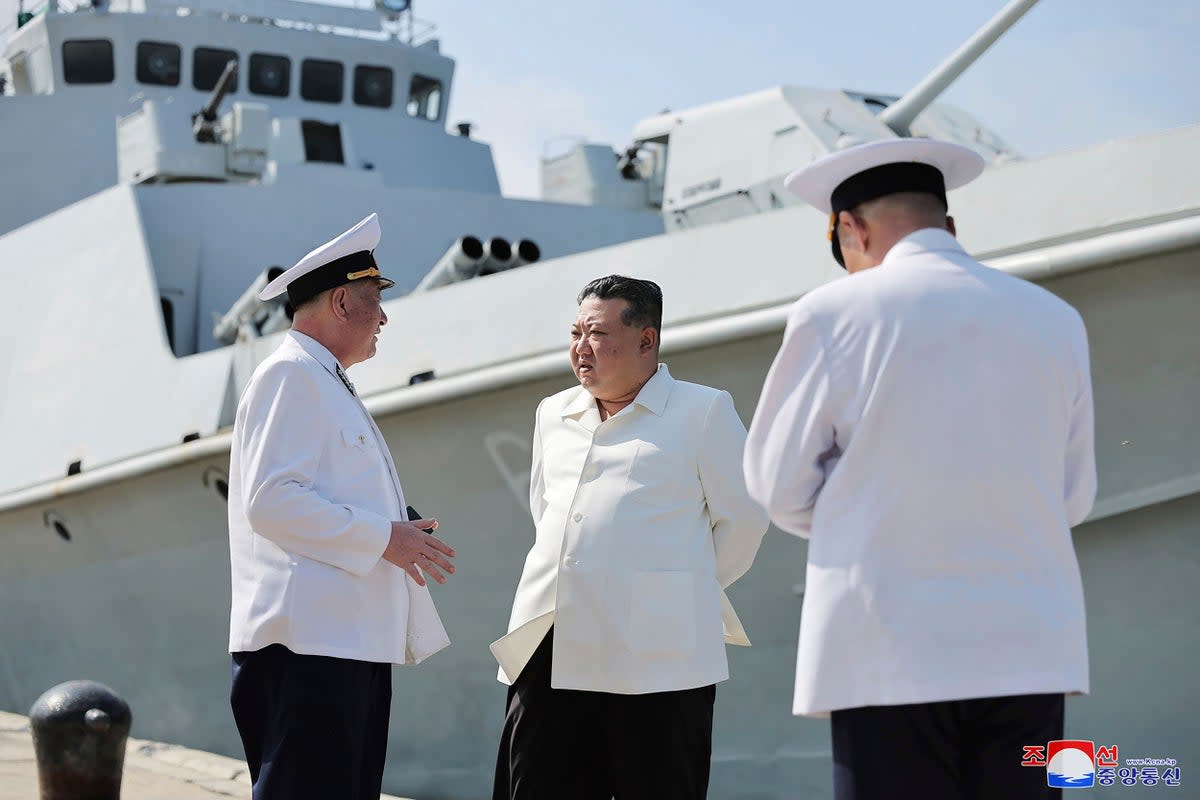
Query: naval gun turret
116 58 270 185
114 54 370 186
544 0 1038 233
191 59 238 144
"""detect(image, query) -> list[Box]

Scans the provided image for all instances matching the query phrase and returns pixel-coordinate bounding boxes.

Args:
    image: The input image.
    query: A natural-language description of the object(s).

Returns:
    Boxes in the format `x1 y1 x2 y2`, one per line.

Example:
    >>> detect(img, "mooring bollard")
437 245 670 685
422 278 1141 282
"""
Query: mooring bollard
30 680 132 800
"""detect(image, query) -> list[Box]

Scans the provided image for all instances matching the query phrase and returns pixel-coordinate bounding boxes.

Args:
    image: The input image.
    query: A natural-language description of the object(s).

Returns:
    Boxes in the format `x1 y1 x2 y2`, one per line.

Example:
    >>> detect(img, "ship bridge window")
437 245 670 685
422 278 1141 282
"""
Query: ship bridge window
301 58 343 104
406 73 442 121
137 41 181 86
249 52 290 97
353 64 392 108
194 47 238 92
62 39 114 84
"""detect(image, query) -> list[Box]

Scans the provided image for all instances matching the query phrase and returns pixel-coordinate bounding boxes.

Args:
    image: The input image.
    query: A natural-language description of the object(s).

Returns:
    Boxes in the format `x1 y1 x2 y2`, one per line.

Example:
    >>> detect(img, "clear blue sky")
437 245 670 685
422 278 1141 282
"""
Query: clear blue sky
415 0 1199 197
4 0 1196 198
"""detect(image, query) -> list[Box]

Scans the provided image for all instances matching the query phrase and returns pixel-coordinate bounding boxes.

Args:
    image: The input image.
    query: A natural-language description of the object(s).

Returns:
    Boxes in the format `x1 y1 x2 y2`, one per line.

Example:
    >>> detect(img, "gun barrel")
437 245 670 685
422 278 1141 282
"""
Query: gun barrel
200 60 238 122
213 266 285 344
878 0 1039 136
478 237 514 276
413 236 486 292
511 239 541 267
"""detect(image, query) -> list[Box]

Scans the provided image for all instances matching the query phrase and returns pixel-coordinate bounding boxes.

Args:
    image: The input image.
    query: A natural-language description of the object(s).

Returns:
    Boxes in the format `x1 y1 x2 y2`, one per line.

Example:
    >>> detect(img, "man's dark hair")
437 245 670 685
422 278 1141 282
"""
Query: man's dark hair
577 275 663 333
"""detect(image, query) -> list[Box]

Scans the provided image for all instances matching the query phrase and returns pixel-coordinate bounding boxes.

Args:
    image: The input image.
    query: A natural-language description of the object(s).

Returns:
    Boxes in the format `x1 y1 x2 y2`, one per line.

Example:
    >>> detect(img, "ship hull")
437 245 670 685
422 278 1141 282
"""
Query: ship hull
2 243 1198 798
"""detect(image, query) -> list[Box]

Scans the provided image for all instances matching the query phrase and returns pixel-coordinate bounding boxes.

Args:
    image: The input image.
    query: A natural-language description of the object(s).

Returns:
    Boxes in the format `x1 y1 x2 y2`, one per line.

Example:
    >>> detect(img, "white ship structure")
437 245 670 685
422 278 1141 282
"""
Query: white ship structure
0 0 1196 795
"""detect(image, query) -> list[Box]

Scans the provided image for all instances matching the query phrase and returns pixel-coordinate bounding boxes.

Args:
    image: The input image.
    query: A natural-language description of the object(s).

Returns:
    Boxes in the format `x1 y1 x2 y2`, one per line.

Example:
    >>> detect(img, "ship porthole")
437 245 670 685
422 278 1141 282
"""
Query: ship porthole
202 466 230 502
43 511 71 542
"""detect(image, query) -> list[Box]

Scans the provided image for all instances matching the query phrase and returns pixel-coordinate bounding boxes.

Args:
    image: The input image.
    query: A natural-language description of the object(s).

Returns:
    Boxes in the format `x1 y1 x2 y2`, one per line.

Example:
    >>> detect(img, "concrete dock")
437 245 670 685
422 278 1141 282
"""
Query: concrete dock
0 710 409 799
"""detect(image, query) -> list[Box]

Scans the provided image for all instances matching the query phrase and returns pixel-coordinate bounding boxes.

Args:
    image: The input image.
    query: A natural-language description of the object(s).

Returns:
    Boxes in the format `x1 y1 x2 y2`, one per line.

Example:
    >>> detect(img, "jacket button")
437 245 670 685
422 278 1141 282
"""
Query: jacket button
572 512 583 522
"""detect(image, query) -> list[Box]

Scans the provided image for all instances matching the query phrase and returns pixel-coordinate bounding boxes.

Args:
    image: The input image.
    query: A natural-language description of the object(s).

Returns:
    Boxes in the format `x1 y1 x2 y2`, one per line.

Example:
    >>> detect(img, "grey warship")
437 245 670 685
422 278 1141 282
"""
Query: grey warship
1 0 1197 796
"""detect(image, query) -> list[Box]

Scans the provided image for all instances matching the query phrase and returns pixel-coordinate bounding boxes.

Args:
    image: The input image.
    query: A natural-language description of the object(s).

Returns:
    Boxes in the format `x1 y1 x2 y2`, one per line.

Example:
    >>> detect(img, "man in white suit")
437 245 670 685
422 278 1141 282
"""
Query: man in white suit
227 213 457 800
743 139 1096 800
492 275 768 799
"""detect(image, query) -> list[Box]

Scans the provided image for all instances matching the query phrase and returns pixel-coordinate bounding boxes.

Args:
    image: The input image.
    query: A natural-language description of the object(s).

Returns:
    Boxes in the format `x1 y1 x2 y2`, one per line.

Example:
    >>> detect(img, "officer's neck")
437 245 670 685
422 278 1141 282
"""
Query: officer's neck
847 217 955 273
292 317 359 369
593 367 655 421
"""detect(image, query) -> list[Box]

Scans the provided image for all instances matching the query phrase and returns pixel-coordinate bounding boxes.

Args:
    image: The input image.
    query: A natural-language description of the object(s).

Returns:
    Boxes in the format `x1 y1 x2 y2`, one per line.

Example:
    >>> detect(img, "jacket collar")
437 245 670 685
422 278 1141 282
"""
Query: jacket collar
561 363 674 420
632 363 673 416
880 227 966 266
286 330 347 377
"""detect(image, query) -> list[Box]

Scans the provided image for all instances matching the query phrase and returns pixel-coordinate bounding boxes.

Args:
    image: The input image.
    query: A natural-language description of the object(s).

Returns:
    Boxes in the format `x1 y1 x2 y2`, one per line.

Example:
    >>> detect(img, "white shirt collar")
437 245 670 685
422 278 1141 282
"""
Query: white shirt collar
881 227 967 266
632 363 673 416
287 330 347 376
561 363 674 419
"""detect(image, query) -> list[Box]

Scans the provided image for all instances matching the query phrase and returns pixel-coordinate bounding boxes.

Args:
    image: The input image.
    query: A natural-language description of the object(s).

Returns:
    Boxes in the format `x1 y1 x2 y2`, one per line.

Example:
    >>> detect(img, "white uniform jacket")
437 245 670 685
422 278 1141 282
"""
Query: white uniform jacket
744 228 1096 716
228 331 449 665
492 364 769 694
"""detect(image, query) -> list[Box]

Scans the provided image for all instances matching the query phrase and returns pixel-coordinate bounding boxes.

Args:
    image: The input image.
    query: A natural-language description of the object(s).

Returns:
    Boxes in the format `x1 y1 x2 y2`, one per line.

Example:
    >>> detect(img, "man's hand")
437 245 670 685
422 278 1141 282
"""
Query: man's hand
383 519 456 586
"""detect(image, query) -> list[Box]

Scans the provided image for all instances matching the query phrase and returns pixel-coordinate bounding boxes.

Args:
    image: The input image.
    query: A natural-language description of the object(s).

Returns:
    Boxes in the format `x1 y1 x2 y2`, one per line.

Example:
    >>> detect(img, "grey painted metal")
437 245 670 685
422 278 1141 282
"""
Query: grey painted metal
1 261 1196 795
212 267 287 345
878 0 1041 135
0 8 488 237
413 236 486 291
108 0 388 32
478 236 515 275
1 2 1198 798
1 121 1193 495
511 238 542 267
1 213 1197 516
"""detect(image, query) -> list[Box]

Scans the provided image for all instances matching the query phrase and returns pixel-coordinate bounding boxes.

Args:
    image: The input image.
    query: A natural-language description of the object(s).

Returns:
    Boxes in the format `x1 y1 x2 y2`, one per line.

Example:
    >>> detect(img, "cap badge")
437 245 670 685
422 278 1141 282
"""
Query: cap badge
347 266 383 281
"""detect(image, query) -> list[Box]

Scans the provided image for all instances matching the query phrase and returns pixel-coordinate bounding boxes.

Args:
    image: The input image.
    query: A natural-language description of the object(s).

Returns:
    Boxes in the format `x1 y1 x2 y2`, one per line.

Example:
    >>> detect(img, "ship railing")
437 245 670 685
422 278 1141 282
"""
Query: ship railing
16 0 438 46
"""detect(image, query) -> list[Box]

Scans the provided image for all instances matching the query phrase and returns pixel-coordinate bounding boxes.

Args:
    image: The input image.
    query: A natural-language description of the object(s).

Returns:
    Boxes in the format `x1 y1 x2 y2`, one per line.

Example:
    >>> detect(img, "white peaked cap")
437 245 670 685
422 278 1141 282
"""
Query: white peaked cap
783 138 986 214
259 213 392 303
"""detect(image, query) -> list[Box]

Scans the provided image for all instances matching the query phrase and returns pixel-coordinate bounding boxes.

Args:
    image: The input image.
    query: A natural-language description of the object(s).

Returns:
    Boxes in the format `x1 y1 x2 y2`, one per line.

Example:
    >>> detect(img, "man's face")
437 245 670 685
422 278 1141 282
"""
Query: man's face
570 296 652 400
343 280 387 365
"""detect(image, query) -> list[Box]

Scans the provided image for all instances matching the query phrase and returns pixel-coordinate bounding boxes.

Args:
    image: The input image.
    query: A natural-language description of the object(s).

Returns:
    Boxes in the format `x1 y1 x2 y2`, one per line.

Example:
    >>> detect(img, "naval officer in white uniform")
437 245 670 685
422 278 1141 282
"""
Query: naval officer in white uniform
491 276 768 799
227 213 456 800
743 139 1096 800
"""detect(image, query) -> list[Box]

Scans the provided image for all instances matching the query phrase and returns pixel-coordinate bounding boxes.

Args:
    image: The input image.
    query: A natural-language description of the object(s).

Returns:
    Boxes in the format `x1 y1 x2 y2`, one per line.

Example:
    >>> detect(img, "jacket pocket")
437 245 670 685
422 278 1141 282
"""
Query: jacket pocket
629 570 696 660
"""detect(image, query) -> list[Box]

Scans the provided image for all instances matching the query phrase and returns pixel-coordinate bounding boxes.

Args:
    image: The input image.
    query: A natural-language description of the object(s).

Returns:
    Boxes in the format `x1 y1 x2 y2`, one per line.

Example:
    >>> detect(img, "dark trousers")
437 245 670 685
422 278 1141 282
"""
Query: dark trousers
831 693 1065 800
493 628 716 800
230 643 392 800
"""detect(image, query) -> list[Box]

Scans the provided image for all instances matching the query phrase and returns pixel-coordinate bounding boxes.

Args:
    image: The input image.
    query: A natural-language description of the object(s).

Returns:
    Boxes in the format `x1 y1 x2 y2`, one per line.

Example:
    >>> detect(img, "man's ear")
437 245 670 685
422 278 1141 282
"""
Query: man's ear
945 215 957 237
641 326 658 354
330 286 350 321
838 210 867 256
